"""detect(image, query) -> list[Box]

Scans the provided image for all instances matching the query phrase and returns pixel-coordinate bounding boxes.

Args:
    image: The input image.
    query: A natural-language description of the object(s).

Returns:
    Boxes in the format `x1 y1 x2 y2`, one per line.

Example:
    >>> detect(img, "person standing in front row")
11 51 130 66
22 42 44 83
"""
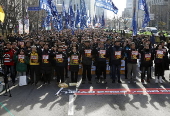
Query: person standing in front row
53 46 67 84
41 44 52 84
13 49 29 85
125 42 139 84
3 43 16 85
94 43 107 84
106 40 124 83
80 40 94 84
28 46 41 85
139 44 154 84
68 47 80 83
154 44 165 84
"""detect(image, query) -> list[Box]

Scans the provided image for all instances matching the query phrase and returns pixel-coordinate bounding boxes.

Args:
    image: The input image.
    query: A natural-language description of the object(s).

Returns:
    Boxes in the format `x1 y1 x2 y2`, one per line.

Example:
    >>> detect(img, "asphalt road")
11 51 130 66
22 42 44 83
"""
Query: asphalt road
1 70 170 116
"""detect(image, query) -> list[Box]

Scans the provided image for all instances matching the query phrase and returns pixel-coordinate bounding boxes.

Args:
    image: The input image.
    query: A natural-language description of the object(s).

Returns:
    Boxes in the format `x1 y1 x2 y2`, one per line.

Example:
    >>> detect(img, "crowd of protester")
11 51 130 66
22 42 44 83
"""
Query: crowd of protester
0 28 170 86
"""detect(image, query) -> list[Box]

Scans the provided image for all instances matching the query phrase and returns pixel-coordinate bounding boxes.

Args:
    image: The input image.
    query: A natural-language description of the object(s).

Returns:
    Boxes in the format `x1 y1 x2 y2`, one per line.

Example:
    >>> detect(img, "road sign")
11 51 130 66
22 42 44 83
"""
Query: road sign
28 7 40 11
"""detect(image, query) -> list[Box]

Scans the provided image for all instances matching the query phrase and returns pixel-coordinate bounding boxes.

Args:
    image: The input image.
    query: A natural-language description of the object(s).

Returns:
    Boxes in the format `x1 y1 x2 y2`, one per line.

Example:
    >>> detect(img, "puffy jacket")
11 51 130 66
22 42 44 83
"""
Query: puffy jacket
13 54 29 72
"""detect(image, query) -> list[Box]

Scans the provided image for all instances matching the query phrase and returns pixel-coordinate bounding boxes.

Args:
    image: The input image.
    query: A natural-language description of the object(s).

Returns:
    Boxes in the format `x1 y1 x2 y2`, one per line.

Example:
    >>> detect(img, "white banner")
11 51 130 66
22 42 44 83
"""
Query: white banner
18 19 29 34
24 19 29 34
19 19 23 34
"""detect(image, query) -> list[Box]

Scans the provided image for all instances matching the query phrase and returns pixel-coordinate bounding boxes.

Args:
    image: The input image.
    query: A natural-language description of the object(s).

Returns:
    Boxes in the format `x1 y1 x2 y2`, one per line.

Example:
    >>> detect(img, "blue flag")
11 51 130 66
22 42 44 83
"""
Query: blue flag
132 8 137 36
62 1 66 17
65 13 69 29
95 0 118 14
138 0 150 28
48 0 58 17
75 5 81 28
53 14 63 31
80 0 87 29
69 5 75 28
101 12 105 27
40 0 52 15
43 15 51 28
93 15 97 26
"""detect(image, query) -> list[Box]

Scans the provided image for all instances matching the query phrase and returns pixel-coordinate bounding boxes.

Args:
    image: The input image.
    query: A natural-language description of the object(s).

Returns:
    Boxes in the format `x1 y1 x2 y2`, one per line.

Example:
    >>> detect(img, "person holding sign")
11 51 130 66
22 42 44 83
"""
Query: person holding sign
3 43 16 85
80 40 94 84
41 44 52 84
106 40 124 83
53 46 67 84
125 42 139 83
28 46 41 85
13 49 29 86
68 47 80 83
94 43 107 84
154 44 165 83
139 44 154 84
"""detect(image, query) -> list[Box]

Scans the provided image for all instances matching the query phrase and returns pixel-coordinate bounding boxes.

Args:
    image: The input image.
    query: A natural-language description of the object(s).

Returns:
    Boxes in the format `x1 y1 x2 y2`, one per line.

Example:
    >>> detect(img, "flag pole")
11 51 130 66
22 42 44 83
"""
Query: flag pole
132 0 137 38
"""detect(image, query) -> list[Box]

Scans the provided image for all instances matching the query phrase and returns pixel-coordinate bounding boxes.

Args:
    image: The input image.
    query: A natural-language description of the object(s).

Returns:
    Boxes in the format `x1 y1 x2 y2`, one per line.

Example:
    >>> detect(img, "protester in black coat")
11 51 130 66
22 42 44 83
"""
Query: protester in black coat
68 47 80 83
40 44 53 84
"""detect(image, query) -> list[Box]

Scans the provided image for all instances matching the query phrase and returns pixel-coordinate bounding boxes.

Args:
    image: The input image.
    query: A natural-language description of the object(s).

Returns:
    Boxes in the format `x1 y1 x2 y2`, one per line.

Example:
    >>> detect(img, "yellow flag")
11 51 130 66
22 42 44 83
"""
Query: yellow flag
0 5 5 23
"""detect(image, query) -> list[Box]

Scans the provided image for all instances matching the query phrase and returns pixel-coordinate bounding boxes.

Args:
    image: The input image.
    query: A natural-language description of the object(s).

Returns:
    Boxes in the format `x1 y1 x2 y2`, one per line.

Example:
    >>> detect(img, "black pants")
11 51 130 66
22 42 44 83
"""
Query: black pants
30 65 40 83
26 64 30 76
64 62 68 78
56 66 65 83
4 65 15 84
96 64 106 79
42 72 51 84
71 71 78 82
125 58 128 78
141 66 151 80
155 63 164 77
82 65 92 81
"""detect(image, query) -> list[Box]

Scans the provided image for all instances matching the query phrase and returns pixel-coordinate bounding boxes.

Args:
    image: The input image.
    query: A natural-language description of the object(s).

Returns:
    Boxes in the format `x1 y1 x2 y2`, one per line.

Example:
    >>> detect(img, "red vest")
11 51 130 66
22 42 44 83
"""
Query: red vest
3 49 15 65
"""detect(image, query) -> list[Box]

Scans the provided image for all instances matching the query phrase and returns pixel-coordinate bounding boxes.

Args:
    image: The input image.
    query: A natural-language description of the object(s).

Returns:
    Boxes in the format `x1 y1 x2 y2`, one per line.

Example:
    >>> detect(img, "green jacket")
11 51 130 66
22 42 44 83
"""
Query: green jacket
13 54 29 72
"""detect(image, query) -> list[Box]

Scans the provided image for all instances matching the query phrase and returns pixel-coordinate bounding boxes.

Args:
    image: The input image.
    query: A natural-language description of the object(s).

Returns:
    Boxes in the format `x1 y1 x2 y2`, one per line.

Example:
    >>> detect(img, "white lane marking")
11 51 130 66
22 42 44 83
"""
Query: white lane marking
55 88 63 96
68 95 74 116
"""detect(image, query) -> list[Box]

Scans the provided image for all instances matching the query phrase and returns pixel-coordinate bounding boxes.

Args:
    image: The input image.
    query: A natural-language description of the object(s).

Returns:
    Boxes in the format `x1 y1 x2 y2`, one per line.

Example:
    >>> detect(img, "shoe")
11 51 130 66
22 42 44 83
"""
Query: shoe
159 76 163 84
118 80 122 83
128 81 131 84
162 77 166 80
88 81 92 84
112 80 115 83
155 76 158 84
12 83 15 86
133 81 136 84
